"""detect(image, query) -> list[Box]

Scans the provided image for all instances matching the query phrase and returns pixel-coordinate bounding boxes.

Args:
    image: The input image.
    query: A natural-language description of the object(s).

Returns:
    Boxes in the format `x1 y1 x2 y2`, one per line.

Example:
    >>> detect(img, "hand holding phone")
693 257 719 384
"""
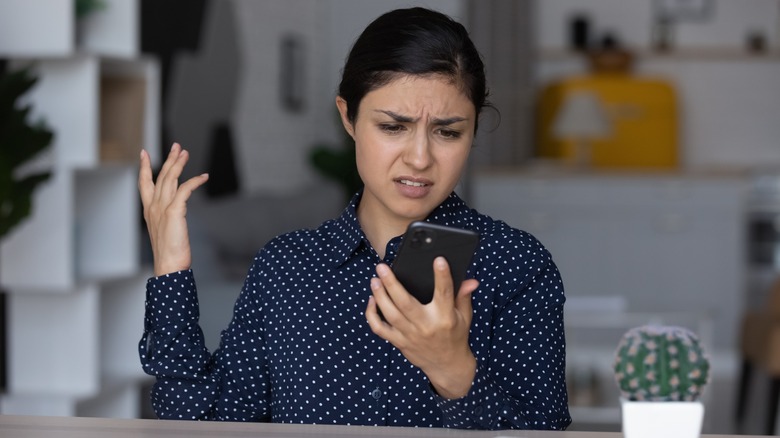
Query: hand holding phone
392 222 479 304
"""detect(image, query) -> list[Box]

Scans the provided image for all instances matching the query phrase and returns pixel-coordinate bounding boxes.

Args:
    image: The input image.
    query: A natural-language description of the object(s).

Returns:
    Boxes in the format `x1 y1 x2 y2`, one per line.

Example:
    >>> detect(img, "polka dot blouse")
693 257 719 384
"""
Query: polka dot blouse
139 192 572 430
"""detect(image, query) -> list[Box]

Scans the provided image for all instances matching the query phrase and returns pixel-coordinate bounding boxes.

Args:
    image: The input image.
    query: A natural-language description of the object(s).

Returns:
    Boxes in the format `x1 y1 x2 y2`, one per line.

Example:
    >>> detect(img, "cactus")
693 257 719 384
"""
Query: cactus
613 325 710 402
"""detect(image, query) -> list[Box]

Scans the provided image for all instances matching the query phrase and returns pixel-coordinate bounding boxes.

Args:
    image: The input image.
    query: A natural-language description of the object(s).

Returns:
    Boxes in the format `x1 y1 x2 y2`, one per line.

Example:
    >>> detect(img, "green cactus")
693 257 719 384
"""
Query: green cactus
613 325 710 402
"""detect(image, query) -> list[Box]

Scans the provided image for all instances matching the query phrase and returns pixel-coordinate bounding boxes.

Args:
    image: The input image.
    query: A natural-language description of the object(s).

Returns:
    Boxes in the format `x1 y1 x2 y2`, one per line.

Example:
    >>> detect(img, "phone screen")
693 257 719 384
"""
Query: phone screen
392 222 479 304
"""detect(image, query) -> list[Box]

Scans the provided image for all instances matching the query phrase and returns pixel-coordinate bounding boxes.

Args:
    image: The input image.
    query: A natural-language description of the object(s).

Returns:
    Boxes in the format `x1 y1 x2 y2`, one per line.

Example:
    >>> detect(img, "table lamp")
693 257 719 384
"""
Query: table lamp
552 90 611 167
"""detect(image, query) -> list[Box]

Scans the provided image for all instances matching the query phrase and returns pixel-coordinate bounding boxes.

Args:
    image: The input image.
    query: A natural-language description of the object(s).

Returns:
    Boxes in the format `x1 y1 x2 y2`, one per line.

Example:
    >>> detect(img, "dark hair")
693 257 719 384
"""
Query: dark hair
338 7 490 132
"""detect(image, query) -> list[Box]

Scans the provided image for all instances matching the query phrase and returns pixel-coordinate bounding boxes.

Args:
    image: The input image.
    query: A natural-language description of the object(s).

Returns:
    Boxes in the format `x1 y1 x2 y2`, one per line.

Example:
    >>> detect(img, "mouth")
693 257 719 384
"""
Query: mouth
398 179 429 187
394 177 433 199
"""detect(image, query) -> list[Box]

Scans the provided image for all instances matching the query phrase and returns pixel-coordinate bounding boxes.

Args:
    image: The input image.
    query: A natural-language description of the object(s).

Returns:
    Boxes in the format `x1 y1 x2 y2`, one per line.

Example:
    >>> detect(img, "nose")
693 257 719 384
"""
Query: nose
402 130 433 170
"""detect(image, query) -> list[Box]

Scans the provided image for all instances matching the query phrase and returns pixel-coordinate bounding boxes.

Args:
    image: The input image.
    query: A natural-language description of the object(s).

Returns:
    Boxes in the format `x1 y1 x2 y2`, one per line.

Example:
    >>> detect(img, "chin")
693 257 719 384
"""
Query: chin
394 203 437 223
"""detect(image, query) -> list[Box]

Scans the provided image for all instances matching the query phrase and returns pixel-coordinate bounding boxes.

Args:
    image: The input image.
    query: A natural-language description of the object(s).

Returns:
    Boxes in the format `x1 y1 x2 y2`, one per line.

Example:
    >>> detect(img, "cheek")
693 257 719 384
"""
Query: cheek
353 136 383 176
440 146 471 174
355 133 395 165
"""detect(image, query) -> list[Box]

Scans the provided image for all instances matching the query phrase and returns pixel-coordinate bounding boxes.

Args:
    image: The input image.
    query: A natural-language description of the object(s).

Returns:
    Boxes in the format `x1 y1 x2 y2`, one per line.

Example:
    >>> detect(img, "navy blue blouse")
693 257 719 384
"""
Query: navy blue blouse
139 192 571 430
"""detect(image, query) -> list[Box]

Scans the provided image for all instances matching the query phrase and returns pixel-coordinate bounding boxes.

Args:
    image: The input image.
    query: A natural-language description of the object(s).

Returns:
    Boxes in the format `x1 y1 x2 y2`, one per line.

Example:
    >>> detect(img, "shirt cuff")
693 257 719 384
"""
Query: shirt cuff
144 269 200 331
433 361 503 429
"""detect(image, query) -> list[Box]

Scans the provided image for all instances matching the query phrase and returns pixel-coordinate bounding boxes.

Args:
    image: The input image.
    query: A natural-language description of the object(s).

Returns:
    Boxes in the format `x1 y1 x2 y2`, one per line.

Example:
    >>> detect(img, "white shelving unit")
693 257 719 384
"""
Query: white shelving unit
0 0 160 418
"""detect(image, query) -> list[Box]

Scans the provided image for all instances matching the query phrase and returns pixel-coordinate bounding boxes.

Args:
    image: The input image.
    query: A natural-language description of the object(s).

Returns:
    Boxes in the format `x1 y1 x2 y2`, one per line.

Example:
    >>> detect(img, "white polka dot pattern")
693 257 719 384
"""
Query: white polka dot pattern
139 192 571 430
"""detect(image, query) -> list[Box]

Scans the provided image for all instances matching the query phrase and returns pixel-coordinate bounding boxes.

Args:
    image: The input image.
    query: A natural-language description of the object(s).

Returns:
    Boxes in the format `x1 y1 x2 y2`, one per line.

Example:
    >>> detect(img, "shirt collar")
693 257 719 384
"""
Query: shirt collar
327 191 472 268
328 192 366 268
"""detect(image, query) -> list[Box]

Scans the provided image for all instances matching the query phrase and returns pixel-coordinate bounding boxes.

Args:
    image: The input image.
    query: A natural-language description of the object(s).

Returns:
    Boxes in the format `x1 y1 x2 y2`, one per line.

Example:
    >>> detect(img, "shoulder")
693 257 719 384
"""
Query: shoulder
466 209 560 297
470 210 553 270
250 218 345 268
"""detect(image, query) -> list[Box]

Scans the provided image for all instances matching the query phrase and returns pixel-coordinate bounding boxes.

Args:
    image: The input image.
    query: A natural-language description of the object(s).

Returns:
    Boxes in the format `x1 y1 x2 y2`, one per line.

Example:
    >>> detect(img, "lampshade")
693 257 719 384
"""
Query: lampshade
552 90 611 140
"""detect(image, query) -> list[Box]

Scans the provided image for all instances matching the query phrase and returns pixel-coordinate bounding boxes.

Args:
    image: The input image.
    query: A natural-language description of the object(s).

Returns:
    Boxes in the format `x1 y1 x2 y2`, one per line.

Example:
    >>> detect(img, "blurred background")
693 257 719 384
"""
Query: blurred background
1 0 780 434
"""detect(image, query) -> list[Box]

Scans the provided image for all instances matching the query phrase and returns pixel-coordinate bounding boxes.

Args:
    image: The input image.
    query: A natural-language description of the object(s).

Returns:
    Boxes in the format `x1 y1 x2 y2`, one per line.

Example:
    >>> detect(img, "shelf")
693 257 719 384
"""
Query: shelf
537 48 780 62
79 0 139 59
100 271 152 382
0 166 139 292
100 57 161 165
1 55 159 292
75 167 139 282
0 171 75 291
0 0 155 419
0 0 138 59
9 55 160 169
0 0 73 57
7 285 100 397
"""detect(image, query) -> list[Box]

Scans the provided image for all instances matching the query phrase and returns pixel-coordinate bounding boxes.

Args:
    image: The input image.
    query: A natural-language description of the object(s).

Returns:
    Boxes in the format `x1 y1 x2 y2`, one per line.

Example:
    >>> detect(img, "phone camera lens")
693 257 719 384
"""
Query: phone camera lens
411 229 430 248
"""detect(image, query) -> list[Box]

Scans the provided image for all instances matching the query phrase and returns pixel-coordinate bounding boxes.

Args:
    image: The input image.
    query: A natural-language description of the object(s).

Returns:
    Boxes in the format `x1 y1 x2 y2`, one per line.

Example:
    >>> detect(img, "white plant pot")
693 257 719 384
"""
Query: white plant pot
621 399 704 438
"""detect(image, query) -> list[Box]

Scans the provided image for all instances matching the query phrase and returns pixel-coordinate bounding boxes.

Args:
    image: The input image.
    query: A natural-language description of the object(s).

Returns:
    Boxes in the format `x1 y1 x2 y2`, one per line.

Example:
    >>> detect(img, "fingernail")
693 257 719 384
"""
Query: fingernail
435 256 447 269
376 264 389 276
370 277 381 290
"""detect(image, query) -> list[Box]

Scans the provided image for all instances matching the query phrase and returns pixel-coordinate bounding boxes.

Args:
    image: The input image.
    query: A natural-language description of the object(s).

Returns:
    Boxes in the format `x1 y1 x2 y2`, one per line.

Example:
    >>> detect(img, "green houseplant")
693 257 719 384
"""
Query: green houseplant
613 325 711 438
75 0 106 19
308 113 362 202
0 66 54 393
0 67 54 239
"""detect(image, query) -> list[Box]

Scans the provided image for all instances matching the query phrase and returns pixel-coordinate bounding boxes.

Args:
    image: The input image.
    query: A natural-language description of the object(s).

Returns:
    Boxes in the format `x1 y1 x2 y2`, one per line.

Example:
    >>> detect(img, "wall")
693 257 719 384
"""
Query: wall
536 0 779 50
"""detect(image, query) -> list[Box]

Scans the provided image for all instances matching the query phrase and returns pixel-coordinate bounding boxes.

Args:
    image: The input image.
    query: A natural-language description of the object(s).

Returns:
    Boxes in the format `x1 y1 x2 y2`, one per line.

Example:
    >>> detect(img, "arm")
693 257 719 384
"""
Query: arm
138 263 272 421
434 258 571 430
138 146 271 420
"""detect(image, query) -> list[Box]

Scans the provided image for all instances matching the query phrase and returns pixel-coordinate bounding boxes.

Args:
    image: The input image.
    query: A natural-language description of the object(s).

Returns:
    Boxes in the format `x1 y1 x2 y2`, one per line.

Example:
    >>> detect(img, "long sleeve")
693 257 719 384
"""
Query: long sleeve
138 267 271 421
434 242 571 430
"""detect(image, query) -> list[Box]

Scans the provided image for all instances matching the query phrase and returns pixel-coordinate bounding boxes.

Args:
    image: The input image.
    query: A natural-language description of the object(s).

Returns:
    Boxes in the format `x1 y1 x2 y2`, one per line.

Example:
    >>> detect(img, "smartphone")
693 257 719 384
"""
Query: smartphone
392 221 479 304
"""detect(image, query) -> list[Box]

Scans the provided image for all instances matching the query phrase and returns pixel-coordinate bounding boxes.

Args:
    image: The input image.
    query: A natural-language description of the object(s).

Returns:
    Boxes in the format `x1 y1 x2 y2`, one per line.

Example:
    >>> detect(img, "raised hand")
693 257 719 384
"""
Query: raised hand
138 143 209 276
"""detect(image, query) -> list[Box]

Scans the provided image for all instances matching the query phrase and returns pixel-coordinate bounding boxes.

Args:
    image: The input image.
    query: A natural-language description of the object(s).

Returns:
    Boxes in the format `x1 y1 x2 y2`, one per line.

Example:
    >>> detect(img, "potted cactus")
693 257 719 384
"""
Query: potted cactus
613 324 711 438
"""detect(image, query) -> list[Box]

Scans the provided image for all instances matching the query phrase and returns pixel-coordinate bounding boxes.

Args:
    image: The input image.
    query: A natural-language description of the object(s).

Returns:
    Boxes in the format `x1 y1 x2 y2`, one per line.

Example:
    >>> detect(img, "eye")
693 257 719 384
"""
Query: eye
379 123 405 134
437 128 462 139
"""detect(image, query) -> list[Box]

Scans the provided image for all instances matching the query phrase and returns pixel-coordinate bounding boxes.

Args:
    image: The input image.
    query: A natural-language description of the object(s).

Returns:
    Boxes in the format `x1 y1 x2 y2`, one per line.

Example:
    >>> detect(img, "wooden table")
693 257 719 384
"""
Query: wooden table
0 415 766 438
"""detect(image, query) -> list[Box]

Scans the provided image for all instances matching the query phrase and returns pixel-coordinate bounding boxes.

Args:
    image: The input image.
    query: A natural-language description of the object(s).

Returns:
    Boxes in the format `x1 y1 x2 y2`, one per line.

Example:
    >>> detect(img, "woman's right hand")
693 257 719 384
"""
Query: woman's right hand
138 143 209 277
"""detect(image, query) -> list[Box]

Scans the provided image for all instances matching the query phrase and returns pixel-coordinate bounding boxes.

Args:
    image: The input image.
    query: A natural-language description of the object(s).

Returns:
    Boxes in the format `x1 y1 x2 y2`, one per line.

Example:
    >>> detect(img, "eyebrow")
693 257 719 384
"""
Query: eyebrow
375 110 468 126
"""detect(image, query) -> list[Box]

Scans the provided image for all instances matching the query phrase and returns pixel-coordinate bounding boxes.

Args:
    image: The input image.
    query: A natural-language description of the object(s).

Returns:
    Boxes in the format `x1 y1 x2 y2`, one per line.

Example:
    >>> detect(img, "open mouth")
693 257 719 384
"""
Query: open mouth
398 179 428 187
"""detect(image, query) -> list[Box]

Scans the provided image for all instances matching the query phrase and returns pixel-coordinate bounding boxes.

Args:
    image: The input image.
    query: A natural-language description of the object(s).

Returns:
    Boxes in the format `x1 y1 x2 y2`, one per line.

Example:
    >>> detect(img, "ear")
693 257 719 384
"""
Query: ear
336 96 355 138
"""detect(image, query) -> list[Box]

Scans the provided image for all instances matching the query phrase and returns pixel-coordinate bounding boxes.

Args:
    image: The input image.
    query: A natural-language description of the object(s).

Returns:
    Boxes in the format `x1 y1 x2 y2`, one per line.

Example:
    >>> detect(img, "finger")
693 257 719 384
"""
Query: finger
365 295 391 334
455 279 479 322
156 148 192 204
170 173 210 209
369 276 399 322
431 256 455 303
375 263 416 314
138 149 155 209
156 142 182 183
152 143 184 205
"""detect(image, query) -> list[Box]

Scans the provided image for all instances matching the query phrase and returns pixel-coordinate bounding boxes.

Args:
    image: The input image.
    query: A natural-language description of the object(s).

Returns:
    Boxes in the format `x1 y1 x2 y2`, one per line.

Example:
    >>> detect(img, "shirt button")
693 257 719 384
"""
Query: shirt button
473 406 483 416
371 388 383 400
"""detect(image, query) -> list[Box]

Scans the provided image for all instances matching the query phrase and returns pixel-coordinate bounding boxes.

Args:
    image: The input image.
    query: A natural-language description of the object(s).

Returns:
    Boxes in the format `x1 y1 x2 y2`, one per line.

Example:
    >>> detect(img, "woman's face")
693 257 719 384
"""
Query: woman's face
337 74 475 233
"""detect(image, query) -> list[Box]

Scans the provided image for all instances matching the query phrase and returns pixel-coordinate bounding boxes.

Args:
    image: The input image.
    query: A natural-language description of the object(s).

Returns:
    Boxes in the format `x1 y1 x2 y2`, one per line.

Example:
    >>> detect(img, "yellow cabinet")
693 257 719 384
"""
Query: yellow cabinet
536 74 679 168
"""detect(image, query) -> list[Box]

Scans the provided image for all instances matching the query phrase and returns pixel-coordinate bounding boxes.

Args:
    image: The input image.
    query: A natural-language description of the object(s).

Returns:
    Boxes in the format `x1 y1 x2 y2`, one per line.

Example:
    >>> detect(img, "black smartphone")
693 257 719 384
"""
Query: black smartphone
392 221 479 304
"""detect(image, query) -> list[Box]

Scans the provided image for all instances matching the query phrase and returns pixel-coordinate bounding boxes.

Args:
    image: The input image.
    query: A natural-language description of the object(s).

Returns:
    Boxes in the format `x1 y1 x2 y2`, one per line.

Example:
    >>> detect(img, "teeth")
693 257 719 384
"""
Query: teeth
400 179 426 187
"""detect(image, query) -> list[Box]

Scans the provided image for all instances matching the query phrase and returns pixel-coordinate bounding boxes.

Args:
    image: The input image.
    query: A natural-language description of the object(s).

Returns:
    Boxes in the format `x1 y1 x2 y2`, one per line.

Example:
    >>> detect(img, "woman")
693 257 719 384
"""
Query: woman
138 7 571 430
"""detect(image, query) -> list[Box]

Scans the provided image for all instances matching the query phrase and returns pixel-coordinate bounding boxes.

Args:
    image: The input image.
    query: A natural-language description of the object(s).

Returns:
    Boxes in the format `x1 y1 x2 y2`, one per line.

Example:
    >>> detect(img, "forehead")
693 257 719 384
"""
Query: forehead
360 74 475 116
